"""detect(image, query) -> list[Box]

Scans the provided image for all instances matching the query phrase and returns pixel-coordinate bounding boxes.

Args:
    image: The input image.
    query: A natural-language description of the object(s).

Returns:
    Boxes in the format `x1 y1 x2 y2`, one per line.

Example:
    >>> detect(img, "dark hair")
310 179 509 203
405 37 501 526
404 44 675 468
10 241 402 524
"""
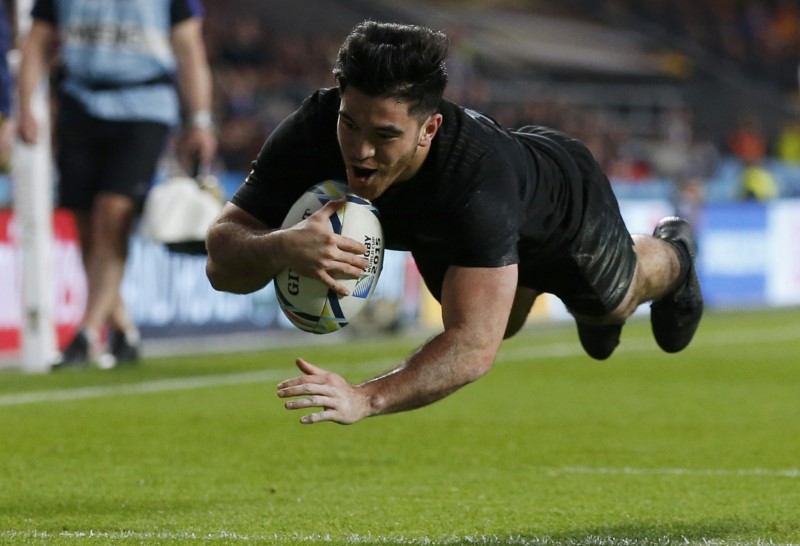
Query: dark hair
333 21 449 117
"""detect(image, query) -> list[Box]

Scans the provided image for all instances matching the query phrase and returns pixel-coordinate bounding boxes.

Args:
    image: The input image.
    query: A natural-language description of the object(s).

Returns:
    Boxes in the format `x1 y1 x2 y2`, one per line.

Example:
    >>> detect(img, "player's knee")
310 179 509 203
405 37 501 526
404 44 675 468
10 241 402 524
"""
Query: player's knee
606 304 633 324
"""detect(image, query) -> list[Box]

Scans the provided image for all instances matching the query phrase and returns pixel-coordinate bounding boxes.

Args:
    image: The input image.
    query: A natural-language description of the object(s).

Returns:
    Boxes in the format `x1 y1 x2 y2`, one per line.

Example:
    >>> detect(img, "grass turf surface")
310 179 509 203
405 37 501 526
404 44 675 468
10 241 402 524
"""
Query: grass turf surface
0 307 798 545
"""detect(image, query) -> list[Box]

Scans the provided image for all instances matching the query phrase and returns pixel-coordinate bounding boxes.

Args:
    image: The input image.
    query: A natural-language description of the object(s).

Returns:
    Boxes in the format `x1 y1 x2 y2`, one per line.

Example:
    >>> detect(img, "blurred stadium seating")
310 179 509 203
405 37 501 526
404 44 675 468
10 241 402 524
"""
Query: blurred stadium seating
3 0 800 358
3 0 800 205
192 0 800 197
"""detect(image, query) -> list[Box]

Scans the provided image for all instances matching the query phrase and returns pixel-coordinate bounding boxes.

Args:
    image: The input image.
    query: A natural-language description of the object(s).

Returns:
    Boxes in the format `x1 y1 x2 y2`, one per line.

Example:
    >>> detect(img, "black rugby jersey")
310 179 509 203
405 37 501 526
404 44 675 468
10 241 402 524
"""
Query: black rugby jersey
233 87 586 301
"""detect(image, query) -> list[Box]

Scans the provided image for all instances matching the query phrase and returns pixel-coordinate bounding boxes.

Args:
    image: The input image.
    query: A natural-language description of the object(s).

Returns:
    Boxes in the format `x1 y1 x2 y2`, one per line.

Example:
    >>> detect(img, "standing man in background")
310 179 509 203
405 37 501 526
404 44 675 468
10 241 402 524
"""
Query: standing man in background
17 0 217 369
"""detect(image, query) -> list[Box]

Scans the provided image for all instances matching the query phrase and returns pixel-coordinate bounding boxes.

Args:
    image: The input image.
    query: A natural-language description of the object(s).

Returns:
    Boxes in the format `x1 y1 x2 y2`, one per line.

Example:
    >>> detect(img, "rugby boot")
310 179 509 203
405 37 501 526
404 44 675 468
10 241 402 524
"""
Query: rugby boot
52 330 90 370
577 322 622 360
110 329 141 365
650 217 703 353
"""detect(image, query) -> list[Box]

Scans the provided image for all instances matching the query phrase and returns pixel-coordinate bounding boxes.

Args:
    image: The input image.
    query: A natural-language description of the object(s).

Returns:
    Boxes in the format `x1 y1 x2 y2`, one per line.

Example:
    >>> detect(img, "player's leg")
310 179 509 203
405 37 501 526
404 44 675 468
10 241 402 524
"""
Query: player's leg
108 293 141 363
99 119 170 364
646 217 702 352
80 192 137 334
61 197 139 366
584 233 681 323
55 210 95 365
52 95 103 367
96 120 169 364
573 219 702 356
567 233 675 360
504 286 539 339
542 131 700 359
560 178 638 360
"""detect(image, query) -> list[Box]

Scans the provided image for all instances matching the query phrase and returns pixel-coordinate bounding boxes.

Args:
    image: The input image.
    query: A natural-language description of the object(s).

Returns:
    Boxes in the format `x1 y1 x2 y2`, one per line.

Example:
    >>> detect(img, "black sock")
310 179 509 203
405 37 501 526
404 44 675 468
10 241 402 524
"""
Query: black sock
666 239 691 291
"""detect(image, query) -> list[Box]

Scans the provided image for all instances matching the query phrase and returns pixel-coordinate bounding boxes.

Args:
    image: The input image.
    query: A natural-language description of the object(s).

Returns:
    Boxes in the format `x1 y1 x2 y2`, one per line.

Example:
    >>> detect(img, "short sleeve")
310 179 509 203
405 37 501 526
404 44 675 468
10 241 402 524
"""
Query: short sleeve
230 89 346 227
31 0 57 24
448 153 522 268
170 0 203 25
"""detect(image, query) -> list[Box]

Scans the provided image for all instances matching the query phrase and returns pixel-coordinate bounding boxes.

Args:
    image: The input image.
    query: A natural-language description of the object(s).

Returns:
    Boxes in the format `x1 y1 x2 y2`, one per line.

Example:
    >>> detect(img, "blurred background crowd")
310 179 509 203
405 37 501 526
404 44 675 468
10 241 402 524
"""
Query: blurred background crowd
4 0 800 359
3 0 800 209
601 0 800 93
195 0 800 212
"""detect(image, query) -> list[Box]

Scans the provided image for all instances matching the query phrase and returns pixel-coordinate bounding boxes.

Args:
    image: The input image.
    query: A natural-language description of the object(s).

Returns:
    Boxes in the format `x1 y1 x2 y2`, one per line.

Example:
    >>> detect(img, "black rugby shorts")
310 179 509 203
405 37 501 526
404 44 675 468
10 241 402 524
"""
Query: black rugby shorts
518 136 636 317
55 92 170 211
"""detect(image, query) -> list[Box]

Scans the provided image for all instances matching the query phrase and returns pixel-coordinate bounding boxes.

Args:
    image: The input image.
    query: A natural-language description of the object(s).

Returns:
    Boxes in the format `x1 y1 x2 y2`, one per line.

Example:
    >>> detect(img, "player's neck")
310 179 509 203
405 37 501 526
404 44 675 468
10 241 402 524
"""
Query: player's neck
397 143 432 182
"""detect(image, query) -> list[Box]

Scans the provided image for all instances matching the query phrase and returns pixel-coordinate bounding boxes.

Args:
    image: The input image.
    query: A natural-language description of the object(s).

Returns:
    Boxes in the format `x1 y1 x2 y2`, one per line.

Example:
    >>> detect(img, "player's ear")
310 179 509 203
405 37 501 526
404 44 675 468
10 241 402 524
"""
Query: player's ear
417 113 442 148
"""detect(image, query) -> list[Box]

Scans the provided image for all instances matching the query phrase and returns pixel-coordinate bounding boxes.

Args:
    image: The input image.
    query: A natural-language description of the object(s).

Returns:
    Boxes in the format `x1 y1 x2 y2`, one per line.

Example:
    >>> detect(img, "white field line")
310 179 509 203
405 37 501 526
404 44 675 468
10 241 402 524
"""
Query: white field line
0 358 397 408
1 331 799 544
0 369 282 406
0 530 798 545
557 466 800 479
1 323 799 409
1 329 799 483
499 323 800 362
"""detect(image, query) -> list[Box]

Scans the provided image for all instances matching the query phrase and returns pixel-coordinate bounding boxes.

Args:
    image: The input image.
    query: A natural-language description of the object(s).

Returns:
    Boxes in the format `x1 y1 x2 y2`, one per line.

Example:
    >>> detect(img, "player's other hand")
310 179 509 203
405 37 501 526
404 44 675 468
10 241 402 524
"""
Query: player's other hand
277 358 370 425
184 125 217 164
283 200 370 296
17 110 38 144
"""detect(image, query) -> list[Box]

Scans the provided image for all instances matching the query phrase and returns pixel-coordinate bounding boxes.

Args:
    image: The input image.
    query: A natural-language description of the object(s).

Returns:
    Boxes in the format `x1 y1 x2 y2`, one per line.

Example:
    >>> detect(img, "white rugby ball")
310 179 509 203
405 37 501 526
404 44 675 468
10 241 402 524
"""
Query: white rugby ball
274 180 384 334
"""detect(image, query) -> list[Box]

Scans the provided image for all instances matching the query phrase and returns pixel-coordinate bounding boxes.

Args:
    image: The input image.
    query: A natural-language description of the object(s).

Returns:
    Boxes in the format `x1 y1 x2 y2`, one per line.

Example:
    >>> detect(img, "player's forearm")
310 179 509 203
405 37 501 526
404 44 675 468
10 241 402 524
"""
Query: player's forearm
171 18 213 120
358 327 496 417
17 24 51 114
205 219 287 294
17 58 42 115
176 51 212 122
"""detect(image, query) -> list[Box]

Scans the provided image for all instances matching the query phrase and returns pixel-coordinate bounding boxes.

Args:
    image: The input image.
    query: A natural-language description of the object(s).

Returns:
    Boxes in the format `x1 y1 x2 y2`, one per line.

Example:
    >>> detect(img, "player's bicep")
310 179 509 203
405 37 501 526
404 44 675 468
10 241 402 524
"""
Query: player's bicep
211 201 273 232
169 17 203 57
439 264 518 373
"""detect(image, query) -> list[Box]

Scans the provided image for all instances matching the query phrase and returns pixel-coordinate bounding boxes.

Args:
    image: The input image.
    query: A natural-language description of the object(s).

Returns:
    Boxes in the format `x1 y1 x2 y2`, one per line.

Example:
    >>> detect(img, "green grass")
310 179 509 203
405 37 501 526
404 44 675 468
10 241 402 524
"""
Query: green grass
1 307 799 545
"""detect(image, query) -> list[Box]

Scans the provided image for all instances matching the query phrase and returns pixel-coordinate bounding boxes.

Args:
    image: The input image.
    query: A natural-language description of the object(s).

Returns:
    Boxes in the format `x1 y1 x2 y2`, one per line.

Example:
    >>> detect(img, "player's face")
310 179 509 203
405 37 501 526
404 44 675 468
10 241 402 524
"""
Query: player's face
338 87 441 201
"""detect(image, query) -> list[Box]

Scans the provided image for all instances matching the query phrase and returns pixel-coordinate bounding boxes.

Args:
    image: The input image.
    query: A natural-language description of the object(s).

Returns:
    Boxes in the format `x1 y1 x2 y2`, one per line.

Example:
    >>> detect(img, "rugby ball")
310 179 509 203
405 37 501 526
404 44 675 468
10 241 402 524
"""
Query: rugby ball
274 180 384 334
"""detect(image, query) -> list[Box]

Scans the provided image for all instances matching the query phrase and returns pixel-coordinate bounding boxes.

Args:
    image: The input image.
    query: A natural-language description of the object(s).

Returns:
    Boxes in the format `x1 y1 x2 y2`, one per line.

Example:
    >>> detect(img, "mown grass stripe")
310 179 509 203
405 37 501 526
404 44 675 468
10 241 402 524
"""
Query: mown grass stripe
558 466 800 479
0 531 796 545
1 322 799 408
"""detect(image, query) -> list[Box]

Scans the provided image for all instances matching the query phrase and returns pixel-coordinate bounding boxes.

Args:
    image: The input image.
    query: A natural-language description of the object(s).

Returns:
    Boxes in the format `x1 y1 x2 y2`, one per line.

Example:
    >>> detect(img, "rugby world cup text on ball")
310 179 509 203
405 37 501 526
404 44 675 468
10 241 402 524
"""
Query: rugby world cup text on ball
363 235 381 276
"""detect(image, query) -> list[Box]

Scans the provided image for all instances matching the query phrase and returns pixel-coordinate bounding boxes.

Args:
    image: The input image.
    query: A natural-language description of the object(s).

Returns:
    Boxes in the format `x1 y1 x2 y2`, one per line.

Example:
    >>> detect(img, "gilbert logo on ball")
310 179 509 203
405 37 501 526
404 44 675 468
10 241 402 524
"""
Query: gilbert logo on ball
274 180 384 334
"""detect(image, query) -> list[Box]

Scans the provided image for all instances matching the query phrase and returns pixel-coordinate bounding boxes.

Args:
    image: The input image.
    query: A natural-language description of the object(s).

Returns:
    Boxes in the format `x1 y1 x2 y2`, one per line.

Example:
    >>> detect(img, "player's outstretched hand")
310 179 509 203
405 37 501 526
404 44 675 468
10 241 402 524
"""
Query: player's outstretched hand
283 201 370 296
277 358 370 425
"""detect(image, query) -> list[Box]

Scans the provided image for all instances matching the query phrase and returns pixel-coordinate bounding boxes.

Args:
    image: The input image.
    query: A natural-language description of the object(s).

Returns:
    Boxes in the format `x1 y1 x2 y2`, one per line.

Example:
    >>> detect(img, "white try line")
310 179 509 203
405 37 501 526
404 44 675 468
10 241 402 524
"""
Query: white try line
1 322 799 408
557 466 800 479
0 530 798 545
0 358 396 408
500 322 800 362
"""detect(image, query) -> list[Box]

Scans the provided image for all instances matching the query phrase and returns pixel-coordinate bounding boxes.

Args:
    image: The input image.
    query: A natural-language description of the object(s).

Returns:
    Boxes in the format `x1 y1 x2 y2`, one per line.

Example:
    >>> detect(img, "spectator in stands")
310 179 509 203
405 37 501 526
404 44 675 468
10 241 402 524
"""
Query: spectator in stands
17 0 217 369
727 113 768 165
776 118 800 162
740 164 779 201
727 112 779 201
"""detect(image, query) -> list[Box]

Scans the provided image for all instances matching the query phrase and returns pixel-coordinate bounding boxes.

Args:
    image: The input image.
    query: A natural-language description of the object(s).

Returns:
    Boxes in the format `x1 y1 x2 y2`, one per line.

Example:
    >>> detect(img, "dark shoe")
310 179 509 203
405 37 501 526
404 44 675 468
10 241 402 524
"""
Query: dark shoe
577 322 622 360
52 330 90 370
110 330 140 365
650 217 704 353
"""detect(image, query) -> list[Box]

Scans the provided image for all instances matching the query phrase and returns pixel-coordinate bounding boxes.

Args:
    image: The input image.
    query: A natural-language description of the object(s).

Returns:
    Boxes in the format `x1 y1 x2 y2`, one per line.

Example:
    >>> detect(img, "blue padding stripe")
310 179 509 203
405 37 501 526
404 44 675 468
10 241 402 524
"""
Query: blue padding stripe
329 211 342 234
327 291 345 319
